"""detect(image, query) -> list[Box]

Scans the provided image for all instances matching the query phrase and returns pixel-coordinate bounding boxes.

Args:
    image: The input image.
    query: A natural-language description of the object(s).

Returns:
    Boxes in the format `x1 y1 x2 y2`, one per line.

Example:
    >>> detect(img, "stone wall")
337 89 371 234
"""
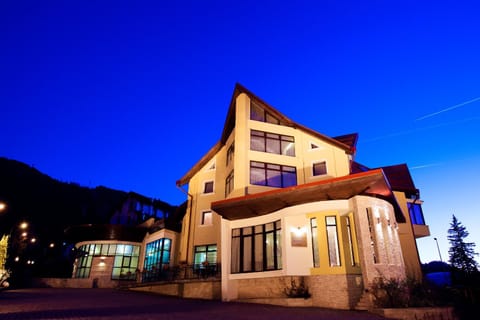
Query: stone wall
308 274 364 310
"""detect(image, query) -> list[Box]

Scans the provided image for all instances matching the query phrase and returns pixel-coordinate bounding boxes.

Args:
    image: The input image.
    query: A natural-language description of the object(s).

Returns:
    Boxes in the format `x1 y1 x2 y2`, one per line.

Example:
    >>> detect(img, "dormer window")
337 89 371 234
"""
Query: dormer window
250 101 280 125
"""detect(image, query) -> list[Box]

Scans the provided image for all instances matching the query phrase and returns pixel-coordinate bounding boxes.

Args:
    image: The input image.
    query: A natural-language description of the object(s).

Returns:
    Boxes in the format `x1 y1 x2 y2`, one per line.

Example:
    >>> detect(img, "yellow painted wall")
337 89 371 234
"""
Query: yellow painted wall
181 92 353 265
394 191 424 281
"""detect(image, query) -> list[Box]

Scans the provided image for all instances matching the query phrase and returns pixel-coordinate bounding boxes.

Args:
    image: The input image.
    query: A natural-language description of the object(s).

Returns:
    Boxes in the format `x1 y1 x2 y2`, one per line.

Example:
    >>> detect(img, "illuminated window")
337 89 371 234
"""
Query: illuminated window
203 181 214 194
312 161 327 176
325 216 341 267
142 238 171 283
345 216 356 266
194 244 217 267
231 220 282 273
250 161 297 188
310 218 320 267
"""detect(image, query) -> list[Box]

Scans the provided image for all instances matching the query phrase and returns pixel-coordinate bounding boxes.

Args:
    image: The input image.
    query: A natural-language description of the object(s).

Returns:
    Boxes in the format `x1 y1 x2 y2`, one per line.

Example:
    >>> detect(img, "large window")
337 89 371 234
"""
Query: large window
75 243 140 280
250 161 297 188
143 238 171 282
250 130 295 156
231 220 282 273
112 244 140 280
250 101 280 124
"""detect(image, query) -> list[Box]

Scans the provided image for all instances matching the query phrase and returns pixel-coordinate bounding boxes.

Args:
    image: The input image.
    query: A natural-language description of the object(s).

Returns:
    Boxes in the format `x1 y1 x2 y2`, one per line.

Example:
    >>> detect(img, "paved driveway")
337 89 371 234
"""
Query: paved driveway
0 288 385 319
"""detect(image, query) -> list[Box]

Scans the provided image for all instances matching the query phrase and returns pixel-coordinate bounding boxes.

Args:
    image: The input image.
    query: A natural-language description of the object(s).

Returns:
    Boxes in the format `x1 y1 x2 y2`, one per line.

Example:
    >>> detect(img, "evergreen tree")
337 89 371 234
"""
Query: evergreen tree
448 214 478 273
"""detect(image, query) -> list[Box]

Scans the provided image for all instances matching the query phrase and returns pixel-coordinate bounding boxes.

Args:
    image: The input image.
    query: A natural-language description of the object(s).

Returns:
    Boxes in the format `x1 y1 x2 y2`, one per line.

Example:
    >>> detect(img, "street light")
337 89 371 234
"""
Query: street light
434 237 443 262
0 202 6 212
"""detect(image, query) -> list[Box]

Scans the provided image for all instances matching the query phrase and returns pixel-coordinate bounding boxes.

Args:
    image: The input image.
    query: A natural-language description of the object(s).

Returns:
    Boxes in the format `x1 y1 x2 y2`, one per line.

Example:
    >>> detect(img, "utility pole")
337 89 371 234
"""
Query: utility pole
434 237 443 262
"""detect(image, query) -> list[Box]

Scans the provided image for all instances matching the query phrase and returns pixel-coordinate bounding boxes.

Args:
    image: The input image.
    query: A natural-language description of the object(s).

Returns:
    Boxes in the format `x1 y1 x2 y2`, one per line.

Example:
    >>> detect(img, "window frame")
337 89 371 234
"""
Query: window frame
250 161 297 188
312 160 328 177
201 210 213 226
250 129 295 157
231 220 282 273
203 180 214 194
225 170 234 197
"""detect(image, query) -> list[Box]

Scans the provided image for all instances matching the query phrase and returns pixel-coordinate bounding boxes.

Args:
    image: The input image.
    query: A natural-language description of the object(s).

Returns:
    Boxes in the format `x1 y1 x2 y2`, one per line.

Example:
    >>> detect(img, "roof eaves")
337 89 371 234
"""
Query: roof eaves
176 141 223 186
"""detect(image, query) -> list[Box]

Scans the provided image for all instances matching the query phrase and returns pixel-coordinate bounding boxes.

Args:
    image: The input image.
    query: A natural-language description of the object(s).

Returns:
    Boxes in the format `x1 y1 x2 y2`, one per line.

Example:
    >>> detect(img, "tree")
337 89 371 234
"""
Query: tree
448 214 478 273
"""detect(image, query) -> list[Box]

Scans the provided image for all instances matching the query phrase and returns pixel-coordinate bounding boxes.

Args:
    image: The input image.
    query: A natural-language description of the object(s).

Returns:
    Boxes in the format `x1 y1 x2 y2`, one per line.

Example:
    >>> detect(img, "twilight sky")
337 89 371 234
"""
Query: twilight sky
2 1 479 264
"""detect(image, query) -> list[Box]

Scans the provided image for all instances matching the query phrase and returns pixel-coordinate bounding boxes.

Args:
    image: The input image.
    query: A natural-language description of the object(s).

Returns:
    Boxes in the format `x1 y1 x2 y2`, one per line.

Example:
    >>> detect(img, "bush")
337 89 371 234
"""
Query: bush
284 277 311 299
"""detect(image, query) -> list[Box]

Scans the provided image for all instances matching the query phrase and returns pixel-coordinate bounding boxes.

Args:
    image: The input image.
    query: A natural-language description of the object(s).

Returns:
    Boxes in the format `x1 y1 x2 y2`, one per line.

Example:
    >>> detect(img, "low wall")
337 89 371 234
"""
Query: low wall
130 280 221 300
372 307 457 320
33 277 135 289
235 274 363 310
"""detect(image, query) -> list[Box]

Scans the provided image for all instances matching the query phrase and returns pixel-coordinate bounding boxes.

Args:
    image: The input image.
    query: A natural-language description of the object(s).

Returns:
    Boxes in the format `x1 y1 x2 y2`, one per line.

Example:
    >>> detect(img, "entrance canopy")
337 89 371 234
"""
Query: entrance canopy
212 169 405 222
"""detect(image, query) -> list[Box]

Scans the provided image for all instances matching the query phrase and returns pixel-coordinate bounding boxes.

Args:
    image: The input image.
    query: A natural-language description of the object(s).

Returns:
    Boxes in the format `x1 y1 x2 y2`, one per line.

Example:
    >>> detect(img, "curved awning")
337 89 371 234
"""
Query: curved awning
211 169 405 222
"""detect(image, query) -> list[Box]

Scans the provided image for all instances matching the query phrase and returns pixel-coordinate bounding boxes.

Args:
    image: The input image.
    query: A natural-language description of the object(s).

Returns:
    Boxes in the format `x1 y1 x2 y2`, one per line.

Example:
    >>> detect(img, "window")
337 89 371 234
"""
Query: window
231 220 282 273
208 161 216 170
225 170 234 196
250 101 280 124
325 216 341 267
345 216 356 266
143 238 171 282
310 218 320 267
313 161 327 176
407 202 425 225
250 161 297 188
250 130 295 156
201 211 213 225
74 243 140 280
203 181 214 194
226 143 234 166
111 244 140 280
366 208 379 264
194 244 217 268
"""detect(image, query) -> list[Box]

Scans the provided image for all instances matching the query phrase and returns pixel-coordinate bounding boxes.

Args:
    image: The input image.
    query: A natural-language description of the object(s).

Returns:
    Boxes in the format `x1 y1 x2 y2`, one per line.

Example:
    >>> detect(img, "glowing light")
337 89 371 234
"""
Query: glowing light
19 222 28 229
0 202 6 211
30 238 36 243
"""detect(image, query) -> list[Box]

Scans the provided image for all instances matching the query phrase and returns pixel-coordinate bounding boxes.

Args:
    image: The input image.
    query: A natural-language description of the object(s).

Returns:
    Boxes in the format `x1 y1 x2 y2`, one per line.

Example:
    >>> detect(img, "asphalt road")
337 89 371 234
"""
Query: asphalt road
0 288 386 320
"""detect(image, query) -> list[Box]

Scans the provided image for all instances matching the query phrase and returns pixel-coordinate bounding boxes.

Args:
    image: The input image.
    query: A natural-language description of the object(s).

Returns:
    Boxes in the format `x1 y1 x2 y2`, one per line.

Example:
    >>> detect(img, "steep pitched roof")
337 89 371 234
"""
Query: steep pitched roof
177 83 357 186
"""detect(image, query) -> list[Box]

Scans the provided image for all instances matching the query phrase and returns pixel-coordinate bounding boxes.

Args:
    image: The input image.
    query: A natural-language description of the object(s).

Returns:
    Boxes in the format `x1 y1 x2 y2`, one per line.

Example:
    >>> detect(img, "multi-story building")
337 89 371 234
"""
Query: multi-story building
176 83 429 309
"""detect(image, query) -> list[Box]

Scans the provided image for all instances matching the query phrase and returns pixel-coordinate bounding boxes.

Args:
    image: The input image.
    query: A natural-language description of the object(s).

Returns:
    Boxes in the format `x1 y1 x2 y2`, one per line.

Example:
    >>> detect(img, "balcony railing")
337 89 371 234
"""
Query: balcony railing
141 263 221 283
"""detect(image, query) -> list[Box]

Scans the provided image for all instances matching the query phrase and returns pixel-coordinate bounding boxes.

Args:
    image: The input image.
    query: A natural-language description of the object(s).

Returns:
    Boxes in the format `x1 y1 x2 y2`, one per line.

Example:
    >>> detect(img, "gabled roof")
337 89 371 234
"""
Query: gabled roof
211 169 406 223
177 83 357 186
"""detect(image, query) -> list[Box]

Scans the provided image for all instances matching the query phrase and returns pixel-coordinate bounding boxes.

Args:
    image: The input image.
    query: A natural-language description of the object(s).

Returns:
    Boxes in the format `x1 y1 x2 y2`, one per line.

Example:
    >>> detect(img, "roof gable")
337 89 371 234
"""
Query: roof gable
177 83 357 186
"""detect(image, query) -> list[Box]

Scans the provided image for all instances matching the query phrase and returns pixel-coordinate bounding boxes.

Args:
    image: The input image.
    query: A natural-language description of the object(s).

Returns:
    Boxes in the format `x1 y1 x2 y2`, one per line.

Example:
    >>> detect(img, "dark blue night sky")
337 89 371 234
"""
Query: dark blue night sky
2 0 479 263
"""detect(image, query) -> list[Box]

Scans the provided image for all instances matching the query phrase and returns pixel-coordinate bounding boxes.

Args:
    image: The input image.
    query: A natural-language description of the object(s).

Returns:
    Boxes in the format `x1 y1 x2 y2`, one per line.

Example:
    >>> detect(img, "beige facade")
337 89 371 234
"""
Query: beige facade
176 84 429 309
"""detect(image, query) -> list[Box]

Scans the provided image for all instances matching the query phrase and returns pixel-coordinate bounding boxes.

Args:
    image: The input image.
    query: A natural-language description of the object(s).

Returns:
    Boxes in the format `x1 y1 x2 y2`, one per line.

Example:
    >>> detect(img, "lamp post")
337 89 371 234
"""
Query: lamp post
434 237 443 262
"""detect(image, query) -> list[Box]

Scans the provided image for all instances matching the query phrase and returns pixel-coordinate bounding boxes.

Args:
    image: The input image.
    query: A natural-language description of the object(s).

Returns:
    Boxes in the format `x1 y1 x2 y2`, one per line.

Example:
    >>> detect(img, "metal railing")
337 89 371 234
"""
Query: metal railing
141 263 221 283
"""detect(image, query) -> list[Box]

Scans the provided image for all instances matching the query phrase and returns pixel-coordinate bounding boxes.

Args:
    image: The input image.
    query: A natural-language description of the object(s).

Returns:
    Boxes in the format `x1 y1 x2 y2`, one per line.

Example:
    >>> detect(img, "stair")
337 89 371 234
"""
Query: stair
355 292 374 311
